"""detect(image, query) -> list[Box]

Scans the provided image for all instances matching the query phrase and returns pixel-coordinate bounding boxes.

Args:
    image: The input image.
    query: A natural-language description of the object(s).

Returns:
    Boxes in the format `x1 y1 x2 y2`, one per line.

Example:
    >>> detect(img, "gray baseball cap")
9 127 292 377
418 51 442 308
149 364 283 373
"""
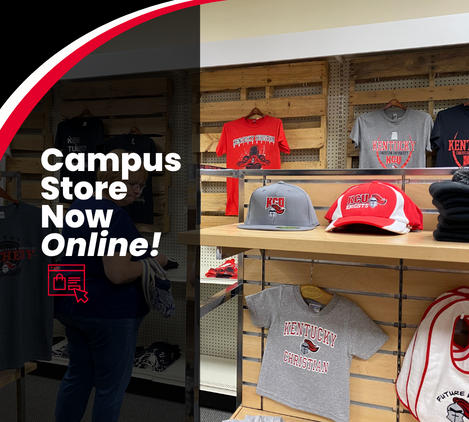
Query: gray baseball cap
238 181 319 231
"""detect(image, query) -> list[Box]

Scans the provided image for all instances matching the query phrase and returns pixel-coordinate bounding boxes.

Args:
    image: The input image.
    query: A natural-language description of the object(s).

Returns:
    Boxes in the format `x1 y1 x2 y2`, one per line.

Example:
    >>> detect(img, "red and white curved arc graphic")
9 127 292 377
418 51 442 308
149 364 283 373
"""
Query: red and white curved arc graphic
0 0 221 159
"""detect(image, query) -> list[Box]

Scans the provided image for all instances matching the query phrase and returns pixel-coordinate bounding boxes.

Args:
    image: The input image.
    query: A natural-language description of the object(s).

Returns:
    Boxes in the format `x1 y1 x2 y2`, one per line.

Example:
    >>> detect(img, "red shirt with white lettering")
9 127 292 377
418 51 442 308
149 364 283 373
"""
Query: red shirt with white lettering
216 116 290 215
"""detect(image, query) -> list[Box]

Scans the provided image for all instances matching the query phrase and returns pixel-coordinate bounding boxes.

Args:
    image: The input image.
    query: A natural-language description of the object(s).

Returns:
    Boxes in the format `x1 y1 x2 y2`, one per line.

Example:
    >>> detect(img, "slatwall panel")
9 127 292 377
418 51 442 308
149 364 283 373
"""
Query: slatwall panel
5 90 53 204
234 171 462 422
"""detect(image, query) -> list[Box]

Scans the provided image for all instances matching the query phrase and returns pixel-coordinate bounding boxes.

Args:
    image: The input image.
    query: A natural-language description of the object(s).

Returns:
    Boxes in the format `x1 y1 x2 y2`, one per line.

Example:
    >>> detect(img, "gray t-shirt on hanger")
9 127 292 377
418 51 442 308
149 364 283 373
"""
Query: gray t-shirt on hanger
350 108 433 169
246 285 388 422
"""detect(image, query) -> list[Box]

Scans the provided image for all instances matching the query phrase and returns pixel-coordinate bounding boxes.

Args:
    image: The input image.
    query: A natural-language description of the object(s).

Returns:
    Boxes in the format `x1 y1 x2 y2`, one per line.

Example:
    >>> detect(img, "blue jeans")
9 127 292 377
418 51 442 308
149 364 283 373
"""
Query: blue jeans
55 313 143 422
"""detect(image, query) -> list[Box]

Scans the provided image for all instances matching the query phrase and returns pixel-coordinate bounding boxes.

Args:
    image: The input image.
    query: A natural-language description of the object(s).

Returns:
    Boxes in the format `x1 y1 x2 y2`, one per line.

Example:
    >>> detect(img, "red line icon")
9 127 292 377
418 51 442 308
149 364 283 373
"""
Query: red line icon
48 264 88 303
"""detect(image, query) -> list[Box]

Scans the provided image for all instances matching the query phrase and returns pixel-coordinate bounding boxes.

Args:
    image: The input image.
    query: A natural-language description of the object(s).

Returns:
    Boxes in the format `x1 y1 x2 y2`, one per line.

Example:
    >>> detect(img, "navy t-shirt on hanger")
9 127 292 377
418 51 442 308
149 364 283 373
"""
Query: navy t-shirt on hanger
104 134 157 224
431 104 469 167
54 117 104 203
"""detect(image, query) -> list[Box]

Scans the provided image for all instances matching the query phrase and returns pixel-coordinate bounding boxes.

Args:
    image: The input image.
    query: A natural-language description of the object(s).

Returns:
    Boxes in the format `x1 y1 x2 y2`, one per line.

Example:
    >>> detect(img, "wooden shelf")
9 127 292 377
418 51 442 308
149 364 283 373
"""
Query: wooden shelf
0 362 37 389
179 224 469 264
165 266 237 285
47 354 236 396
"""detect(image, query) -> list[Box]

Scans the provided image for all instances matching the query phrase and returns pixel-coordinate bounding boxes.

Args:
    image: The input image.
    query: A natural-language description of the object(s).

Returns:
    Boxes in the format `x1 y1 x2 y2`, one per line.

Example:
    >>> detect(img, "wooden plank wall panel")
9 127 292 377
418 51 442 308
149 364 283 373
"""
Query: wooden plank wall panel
399 412 418 422
61 97 167 118
263 377 398 418
10 135 45 151
195 126 324 153
197 96 326 122
60 77 170 99
6 182 42 200
196 61 329 227
347 46 469 168
350 46 469 80
242 386 261 409
4 90 53 204
200 62 328 91
59 76 172 233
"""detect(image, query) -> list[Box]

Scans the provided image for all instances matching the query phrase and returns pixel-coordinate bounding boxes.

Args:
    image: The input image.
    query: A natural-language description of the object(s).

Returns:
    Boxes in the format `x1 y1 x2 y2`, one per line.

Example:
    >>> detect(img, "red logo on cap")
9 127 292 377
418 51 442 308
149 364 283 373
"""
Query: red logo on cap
346 193 387 210
266 197 285 218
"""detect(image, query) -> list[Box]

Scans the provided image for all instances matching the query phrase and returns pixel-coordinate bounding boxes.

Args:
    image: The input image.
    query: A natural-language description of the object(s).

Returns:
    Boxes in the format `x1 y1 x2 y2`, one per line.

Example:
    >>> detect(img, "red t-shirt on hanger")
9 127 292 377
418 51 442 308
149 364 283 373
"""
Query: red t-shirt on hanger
216 115 290 215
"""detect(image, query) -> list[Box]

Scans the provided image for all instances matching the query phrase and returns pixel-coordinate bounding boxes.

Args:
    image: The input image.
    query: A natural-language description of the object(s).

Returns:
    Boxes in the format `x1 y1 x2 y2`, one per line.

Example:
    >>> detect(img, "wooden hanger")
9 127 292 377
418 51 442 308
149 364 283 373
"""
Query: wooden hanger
0 173 19 204
299 261 333 305
245 106 265 119
77 108 93 118
300 285 333 305
126 126 143 135
384 90 406 110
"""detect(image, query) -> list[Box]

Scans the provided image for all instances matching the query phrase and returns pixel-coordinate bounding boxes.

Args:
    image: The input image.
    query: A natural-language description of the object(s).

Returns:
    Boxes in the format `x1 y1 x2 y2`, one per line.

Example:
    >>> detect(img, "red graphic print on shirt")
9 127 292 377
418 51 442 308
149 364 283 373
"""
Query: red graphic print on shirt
282 320 337 375
448 132 469 167
372 134 415 168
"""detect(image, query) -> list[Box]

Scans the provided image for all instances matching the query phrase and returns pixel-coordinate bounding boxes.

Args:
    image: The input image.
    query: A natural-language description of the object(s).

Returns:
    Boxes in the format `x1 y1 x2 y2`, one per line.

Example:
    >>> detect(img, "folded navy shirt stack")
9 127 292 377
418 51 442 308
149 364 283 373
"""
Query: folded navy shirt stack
429 167 469 243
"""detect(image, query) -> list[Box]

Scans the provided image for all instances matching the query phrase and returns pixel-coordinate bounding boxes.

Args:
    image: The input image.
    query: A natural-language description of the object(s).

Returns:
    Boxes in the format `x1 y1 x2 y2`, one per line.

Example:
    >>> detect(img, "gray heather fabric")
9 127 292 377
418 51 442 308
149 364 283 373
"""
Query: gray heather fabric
246 285 388 422
225 416 284 422
350 108 432 169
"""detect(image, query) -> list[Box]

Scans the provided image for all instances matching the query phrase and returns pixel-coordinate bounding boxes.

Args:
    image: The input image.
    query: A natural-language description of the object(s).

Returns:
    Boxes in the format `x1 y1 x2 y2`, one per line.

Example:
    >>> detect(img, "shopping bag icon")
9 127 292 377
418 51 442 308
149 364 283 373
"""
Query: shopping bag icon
53 273 66 290
48 264 87 303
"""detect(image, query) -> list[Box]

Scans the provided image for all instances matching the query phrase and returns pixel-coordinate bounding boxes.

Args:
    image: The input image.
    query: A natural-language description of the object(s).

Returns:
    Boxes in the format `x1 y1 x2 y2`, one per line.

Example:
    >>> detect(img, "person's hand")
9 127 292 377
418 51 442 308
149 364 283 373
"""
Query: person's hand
155 254 168 267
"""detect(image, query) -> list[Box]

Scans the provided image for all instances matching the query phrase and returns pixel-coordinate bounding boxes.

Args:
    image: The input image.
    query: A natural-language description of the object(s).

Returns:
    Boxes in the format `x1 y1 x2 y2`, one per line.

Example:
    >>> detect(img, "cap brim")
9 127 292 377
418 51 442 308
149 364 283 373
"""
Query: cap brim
238 223 318 231
325 216 410 234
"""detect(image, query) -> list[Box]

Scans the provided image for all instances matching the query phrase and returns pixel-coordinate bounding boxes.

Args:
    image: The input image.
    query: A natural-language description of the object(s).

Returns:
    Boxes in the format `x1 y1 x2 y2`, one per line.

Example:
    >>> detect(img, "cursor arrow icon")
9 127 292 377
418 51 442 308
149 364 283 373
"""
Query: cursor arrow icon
73 288 89 303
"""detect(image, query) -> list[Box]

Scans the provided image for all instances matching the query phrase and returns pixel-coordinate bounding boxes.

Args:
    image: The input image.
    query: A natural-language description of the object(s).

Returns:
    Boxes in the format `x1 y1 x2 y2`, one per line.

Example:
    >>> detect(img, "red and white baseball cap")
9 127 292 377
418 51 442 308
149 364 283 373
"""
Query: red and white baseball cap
325 182 423 234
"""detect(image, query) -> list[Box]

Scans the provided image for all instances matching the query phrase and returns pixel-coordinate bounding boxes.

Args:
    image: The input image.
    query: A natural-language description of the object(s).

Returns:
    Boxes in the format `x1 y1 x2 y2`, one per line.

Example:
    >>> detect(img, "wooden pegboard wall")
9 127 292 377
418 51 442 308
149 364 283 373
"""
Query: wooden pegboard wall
5 90 53 202
192 61 329 229
347 45 469 168
59 76 173 233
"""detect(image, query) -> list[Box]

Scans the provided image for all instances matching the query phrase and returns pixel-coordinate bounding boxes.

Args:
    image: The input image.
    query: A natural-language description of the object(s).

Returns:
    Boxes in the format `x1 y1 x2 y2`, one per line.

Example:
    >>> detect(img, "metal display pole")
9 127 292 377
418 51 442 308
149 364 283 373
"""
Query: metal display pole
185 165 201 422
1 171 24 422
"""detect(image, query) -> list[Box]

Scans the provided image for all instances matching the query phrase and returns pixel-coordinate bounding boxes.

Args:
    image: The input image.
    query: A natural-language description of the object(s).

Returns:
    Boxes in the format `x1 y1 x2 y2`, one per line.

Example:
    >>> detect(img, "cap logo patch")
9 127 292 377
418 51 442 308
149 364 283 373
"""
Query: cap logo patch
346 193 387 210
368 194 387 208
266 197 285 218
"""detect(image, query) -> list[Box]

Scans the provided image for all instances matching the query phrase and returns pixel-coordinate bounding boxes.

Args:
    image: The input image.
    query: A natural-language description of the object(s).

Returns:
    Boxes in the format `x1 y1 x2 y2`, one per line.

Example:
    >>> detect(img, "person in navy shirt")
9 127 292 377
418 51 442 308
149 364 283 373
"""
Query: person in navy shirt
54 149 167 422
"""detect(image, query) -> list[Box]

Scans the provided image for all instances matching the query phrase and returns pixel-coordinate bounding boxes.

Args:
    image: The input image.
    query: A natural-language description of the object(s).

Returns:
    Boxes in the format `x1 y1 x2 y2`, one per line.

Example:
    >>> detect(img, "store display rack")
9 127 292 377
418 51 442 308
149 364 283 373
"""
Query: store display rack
46 266 238 397
179 166 469 422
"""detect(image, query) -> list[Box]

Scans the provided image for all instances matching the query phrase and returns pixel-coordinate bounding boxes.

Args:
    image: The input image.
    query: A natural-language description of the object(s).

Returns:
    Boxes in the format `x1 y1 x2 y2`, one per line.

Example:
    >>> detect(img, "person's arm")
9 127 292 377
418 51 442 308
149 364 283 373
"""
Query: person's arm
102 253 168 285
102 254 143 285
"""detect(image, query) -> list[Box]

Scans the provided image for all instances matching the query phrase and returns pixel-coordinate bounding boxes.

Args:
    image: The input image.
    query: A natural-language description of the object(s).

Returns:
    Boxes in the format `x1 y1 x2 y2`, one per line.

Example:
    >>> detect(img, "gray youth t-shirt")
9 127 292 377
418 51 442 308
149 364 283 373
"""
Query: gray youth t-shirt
350 108 432 169
246 285 388 422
